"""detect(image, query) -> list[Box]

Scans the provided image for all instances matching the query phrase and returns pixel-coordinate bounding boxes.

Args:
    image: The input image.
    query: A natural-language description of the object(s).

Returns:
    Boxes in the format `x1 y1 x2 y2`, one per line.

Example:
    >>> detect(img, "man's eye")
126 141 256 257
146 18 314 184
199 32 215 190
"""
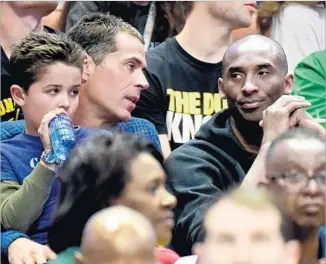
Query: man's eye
126 63 136 71
283 172 303 182
258 71 270 76
231 73 242 79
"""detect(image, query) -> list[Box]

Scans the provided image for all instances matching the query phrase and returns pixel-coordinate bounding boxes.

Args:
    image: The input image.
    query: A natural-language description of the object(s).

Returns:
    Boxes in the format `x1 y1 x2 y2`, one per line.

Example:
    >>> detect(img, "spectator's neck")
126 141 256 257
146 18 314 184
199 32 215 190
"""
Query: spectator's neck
175 10 232 64
73 87 118 129
0 5 43 58
297 227 320 264
230 113 263 153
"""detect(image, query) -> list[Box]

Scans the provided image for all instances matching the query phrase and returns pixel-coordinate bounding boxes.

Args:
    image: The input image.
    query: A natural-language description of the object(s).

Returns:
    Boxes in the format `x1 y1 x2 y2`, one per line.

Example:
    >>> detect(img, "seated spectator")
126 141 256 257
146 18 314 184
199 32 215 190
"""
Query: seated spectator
176 187 300 264
1 1 58 122
132 1 257 157
76 206 157 264
257 1 325 73
0 32 101 264
293 50 326 127
67 13 161 150
1 13 162 261
1 12 161 149
165 34 325 256
265 128 326 263
48 133 179 263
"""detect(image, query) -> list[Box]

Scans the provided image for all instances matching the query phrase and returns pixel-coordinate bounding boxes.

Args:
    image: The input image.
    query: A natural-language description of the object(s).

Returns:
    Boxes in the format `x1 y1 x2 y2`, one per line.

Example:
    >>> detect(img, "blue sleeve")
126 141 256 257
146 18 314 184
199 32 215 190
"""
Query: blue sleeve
1 231 28 255
1 153 17 182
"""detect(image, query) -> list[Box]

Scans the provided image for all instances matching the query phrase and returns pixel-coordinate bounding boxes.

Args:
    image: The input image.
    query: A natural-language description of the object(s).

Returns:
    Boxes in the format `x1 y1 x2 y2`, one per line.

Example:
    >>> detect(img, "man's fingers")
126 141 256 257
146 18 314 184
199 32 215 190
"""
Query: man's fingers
44 246 57 261
34 253 47 264
299 118 326 137
283 101 311 116
273 95 306 107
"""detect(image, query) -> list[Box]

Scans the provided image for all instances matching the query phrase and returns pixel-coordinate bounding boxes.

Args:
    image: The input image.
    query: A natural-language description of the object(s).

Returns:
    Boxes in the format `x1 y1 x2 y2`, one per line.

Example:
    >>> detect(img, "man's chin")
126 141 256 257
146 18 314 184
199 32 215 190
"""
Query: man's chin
240 112 263 124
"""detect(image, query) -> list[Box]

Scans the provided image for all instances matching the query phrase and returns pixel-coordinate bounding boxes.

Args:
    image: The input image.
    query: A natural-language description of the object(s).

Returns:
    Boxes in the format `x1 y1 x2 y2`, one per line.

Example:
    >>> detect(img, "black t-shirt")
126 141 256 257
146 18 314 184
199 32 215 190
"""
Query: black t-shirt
1 26 58 122
132 37 227 150
164 109 258 256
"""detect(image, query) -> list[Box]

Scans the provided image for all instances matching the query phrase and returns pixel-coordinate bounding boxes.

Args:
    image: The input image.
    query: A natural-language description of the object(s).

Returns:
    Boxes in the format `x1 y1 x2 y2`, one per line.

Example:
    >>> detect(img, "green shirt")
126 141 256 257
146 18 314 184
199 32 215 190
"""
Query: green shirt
47 247 79 264
293 50 326 127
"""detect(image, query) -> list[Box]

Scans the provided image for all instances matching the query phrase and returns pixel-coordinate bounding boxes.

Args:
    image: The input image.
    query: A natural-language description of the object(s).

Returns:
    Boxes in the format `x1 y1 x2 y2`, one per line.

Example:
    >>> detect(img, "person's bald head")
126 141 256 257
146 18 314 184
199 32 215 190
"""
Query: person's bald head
75 206 157 264
218 34 293 123
222 34 288 76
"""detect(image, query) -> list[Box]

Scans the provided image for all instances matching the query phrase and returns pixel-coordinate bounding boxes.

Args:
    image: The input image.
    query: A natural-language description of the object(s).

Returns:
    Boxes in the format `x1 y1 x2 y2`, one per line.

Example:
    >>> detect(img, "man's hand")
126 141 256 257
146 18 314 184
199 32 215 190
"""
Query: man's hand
260 95 311 145
8 238 56 264
289 108 326 137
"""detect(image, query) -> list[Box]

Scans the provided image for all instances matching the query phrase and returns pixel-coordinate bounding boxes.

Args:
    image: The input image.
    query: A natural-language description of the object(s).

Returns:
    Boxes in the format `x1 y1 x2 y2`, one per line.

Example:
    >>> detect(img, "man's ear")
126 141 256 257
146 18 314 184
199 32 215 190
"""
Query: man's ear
82 53 96 83
218 78 226 99
75 251 84 264
283 73 294 95
10 85 27 107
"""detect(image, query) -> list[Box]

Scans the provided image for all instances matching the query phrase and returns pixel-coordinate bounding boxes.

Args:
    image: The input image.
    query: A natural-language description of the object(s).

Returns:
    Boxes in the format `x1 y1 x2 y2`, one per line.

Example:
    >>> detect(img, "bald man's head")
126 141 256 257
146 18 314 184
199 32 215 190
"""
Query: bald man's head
222 34 288 76
218 34 293 123
75 206 157 264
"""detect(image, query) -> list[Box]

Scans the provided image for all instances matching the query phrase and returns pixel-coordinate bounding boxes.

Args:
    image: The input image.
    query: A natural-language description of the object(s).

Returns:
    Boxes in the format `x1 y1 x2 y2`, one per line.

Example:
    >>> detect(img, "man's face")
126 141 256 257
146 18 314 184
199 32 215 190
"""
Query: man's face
82 32 149 123
219 40 292 122
198 200 296 264
266 139 326 228
206 1 256 29
115 153 177 246
16 62 81 133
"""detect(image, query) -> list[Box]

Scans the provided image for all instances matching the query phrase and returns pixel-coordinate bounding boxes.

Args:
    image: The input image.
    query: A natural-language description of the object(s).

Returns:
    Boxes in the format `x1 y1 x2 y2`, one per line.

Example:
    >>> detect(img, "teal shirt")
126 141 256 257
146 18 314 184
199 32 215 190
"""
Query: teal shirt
293 50 326 127
47 247 79 264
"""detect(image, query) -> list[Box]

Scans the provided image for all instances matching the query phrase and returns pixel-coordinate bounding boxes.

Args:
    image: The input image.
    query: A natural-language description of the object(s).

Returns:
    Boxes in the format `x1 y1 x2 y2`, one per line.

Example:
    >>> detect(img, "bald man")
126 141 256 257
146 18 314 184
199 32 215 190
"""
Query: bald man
164 34 325 255
75 206 157 264
265 128 326 263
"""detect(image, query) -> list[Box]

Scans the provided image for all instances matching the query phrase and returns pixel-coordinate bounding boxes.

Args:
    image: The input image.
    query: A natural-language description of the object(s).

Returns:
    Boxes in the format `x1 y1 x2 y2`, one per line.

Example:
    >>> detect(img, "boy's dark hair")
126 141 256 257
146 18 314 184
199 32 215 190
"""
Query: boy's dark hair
9 32 85 92
49 132 164 253
67 13 144 65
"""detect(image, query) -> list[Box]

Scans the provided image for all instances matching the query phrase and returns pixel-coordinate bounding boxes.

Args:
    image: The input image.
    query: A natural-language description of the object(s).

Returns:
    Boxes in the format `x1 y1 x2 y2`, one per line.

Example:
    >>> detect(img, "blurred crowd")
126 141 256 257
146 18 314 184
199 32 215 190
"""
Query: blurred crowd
0 1 325 264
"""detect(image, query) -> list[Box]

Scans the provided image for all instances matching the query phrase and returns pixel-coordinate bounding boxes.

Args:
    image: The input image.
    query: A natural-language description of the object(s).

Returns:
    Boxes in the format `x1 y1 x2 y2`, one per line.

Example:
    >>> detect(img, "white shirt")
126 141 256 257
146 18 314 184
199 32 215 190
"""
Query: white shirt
271 3 325 73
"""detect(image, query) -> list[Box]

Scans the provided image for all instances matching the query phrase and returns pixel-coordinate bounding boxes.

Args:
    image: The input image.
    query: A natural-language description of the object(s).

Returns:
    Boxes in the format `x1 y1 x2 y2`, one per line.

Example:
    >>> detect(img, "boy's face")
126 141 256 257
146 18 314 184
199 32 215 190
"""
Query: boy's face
14 62 81 134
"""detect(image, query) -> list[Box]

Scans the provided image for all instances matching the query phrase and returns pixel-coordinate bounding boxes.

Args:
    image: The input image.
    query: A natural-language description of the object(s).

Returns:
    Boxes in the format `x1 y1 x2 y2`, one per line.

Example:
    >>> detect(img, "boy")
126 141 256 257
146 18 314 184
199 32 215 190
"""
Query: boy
0 32 101 263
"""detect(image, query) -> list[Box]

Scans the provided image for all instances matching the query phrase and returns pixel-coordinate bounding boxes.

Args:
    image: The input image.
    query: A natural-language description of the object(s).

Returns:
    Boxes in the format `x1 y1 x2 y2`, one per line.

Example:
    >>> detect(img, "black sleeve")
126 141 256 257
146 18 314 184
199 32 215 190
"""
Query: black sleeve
132 58 168 135
164 142 240 256
65 2 107 32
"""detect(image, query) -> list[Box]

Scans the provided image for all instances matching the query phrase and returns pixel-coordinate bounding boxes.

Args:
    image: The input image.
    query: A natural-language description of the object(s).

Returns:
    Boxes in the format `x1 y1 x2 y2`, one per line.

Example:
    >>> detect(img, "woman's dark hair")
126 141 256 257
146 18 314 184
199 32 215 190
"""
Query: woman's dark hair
48 132 163 253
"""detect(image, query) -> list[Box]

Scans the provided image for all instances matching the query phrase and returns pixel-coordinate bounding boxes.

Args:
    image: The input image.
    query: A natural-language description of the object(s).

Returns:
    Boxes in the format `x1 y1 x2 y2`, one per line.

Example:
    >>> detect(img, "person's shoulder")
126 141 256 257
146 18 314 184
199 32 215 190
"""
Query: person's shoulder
2 132 26 146
295 50 326 73
75 127 110 137
121 117 156 130
146 38 175 64
310 50 326 64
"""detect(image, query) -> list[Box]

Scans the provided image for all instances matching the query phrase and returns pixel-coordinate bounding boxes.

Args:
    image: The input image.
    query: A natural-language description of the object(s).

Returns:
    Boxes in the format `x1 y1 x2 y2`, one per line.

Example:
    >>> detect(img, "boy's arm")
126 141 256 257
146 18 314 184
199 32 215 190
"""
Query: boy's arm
0 162 55 232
